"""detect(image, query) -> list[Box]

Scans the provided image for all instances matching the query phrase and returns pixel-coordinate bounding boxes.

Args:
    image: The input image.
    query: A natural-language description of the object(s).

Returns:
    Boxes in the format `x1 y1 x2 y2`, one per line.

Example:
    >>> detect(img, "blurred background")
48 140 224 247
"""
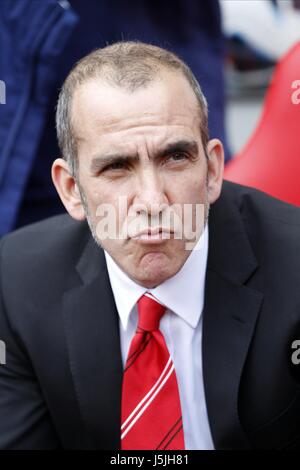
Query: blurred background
1 0 300 236
223 0 300 153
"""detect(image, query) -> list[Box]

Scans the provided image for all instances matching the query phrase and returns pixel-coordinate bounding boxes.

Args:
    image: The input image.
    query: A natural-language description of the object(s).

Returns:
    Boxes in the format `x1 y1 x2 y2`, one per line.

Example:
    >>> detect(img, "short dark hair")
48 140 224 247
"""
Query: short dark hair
56 41 209 176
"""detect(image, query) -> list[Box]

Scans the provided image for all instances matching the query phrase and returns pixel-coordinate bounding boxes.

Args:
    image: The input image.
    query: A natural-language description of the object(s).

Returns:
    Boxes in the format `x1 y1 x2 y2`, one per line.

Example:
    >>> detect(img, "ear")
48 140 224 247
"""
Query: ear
206 138 224 204
51 158 85 221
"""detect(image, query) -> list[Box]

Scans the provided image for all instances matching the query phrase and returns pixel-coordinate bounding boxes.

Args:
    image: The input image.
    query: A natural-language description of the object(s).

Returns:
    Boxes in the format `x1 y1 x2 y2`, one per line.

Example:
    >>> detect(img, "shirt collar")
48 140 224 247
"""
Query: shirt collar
104 223 209 330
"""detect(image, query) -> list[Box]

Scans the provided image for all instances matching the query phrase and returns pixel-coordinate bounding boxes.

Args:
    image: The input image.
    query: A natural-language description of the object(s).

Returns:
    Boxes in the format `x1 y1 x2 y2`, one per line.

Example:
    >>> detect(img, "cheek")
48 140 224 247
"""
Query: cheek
169 173 207 204
84 181 113 210
86 185 129 238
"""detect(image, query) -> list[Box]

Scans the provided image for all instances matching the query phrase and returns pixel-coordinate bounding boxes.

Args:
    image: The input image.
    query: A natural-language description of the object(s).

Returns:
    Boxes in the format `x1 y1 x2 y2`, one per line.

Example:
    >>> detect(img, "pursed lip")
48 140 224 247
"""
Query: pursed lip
131 227 174 242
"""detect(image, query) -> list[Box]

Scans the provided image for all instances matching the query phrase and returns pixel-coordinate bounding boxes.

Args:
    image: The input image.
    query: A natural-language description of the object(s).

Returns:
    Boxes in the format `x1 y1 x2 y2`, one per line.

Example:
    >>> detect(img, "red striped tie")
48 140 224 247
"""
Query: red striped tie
120 293 185 450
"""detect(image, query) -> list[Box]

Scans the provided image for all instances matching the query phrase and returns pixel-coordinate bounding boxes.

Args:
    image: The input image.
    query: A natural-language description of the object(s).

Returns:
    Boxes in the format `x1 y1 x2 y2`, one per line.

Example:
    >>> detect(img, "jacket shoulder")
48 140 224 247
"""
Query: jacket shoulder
0 214 90 305
222 180 300 226
0 213 89 258
221 181 300 278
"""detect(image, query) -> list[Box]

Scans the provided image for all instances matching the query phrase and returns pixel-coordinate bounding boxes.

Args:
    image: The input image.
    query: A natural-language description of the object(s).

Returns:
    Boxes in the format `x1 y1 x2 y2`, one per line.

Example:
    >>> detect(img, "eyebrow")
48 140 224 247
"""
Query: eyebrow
89 139 199 172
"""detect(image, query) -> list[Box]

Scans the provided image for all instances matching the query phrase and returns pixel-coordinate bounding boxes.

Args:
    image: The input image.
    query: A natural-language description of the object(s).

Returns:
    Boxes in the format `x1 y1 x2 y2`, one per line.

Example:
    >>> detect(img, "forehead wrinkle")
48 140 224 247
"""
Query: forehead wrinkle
95 114 196 137
73 90 201 137
75 118 199 150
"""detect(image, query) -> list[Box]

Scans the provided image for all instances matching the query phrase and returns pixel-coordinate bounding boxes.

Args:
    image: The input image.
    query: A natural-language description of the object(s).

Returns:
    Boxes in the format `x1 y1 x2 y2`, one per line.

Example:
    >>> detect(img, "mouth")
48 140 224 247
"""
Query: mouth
131 227 174 243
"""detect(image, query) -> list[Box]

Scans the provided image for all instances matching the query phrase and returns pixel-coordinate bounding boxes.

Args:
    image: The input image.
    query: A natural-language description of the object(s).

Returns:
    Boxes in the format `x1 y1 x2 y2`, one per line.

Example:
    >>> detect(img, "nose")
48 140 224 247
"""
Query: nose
133 167 169 217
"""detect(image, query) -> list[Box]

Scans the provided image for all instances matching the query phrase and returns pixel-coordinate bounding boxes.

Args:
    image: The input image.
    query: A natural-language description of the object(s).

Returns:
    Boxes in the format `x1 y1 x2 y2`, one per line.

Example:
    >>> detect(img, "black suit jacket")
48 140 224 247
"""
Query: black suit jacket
1 181 300 450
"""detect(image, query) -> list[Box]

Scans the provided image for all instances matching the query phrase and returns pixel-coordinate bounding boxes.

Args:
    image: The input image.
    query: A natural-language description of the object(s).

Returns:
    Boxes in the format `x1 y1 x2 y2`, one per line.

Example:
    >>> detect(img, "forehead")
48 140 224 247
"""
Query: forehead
71 72 201 151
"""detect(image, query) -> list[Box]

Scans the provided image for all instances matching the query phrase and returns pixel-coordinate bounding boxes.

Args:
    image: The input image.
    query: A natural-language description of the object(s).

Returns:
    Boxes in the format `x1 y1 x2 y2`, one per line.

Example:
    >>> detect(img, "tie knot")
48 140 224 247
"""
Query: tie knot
137 294 166 332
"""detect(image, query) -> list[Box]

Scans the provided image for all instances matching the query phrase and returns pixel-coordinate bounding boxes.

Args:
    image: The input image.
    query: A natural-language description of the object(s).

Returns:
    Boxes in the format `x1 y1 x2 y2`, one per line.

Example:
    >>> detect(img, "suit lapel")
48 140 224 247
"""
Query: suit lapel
203 182 264 449
62 236 123 449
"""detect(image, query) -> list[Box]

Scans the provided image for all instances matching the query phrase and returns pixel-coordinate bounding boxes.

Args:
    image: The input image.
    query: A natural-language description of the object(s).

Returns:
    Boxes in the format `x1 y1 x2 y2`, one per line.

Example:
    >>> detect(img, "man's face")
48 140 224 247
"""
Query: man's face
70 72 221 288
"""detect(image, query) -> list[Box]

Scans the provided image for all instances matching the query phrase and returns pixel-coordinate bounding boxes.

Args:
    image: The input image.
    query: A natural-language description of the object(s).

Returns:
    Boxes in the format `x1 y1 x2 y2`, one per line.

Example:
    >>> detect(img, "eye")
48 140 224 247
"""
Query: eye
103 161 126 171
167 152 188 162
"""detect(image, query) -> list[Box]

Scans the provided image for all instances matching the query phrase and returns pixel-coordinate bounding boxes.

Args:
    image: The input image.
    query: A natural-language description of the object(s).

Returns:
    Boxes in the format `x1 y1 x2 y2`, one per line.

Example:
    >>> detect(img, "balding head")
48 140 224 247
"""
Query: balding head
56 41 209 177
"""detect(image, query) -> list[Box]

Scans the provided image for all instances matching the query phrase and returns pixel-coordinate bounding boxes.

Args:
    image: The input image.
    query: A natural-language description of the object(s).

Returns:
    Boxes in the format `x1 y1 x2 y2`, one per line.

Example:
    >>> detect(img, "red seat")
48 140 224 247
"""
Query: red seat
224 41 300 206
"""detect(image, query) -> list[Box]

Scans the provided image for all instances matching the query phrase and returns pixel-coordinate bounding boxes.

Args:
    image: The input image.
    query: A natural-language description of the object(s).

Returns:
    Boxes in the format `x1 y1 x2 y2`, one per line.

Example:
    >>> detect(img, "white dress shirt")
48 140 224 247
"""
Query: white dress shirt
104 224 214 450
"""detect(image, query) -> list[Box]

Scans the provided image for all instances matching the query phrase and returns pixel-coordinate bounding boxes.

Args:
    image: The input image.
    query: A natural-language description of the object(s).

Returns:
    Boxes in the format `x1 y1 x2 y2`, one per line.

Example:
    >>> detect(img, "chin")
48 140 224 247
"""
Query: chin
135 263 179 288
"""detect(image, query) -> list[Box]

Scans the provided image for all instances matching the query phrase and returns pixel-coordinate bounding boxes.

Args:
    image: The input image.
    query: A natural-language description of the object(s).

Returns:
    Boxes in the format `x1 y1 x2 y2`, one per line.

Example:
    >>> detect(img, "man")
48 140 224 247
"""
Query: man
0 42 300 450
